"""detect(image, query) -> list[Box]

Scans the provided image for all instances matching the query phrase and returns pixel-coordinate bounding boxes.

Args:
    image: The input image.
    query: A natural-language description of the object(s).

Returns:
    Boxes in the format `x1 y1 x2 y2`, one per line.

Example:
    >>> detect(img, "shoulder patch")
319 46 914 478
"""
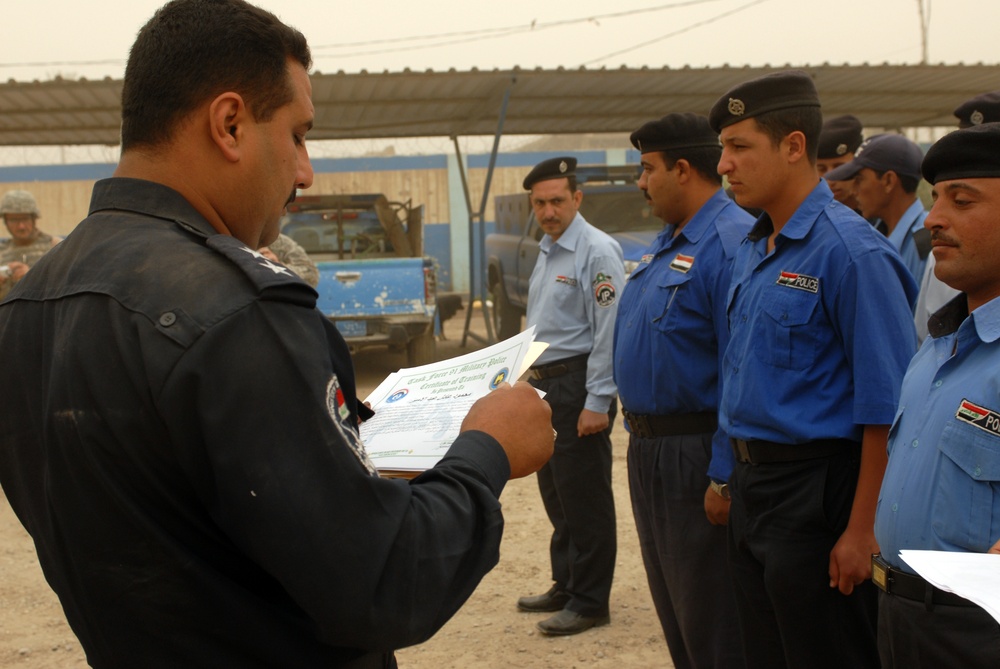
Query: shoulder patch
207 235 316 306
593 272 617 307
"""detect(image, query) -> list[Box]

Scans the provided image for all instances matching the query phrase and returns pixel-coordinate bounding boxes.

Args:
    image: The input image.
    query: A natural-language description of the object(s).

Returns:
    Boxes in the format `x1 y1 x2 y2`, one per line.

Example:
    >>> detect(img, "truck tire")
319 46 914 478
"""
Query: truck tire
406 328 436 367
493 287 523 340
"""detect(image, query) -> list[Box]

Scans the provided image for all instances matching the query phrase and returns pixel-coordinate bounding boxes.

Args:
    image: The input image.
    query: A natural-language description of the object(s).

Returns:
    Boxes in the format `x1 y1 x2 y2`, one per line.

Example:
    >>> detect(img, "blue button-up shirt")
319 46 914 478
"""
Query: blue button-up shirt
885 198 929 285
721 181 919 443
614 189 753 480
527 213 624 413
876 294 1000 574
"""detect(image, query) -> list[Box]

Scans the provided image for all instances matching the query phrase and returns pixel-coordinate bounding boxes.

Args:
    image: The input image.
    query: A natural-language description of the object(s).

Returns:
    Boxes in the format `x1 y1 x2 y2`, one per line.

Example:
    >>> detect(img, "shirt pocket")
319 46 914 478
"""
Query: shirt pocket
933 419 1000 551
650 271 692 334
753 287 819 370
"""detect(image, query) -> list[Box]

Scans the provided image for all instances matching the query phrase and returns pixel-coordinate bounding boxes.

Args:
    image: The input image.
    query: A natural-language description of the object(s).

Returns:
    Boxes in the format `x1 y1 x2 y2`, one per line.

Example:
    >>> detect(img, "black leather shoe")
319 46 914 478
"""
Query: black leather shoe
516 586 570 612
536 609 610 636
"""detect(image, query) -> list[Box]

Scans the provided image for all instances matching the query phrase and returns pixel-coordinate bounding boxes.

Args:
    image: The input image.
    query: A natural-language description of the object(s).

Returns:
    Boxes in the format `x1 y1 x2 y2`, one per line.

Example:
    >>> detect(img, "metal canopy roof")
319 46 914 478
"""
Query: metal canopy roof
1 63 998 147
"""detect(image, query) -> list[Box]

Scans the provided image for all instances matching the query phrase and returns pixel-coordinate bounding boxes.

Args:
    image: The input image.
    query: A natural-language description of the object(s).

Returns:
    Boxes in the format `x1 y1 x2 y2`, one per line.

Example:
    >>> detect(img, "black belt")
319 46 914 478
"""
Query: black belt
872 553 974 608
730 438 858 465
529 354 588 381
623 410 717 438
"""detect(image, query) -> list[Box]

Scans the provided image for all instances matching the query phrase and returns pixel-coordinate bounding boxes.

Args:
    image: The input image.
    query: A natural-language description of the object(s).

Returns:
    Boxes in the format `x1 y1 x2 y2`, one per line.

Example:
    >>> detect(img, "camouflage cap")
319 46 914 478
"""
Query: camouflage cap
0 190 40 217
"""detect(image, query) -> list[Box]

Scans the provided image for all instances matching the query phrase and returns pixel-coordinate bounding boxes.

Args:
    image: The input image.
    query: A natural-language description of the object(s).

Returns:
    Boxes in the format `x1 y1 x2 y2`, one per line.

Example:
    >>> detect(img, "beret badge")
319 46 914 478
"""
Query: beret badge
836 143 848 156
971 110 985 125
559 160 568 173
728 98 746 116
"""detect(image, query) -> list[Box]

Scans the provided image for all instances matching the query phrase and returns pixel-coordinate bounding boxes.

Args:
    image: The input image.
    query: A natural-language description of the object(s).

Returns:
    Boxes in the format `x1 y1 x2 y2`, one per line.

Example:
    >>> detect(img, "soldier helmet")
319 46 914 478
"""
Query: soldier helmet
0 190 41 217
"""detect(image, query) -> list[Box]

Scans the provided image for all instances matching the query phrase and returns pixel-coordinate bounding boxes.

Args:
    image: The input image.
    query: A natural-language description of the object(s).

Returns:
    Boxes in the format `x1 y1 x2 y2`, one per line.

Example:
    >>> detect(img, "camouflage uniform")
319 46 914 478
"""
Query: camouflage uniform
0 231 58 300
266 232 319 287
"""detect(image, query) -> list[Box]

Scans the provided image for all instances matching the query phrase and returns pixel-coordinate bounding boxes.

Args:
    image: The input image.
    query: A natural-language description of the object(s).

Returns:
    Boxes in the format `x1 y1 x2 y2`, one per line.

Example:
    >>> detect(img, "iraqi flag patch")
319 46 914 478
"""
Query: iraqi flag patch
955 399 1000 436
670 253 694 273
641 253 655 265
776 270 819 293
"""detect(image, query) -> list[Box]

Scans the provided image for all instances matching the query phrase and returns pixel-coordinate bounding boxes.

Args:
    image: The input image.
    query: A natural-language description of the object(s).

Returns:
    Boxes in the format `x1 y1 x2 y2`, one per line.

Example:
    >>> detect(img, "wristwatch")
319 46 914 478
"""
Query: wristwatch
709 479 730 500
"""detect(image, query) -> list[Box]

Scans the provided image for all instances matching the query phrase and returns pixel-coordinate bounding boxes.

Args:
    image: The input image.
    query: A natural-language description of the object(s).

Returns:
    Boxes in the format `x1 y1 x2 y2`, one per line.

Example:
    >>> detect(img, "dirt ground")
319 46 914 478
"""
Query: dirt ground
0 302 673 668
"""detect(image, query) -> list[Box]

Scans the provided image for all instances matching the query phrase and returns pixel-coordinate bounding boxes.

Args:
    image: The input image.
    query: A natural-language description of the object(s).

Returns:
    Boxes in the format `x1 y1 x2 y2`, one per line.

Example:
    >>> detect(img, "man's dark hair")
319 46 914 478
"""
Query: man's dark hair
662 146 723 186
120 0 311 151
752 106 823 164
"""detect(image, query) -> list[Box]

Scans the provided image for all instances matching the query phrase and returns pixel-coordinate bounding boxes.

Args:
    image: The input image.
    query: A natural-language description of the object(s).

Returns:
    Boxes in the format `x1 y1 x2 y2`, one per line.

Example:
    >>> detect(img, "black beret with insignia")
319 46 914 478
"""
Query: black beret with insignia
922 122 1000 184
629 113 720 153
818 115 864 159
709 70 821 133
523 156 577 190
953 91 1000 129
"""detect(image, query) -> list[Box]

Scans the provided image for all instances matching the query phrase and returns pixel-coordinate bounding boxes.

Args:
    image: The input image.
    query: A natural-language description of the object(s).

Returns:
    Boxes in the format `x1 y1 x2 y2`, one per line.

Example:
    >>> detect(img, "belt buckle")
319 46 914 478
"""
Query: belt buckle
733 438 752 464
871 555 889 593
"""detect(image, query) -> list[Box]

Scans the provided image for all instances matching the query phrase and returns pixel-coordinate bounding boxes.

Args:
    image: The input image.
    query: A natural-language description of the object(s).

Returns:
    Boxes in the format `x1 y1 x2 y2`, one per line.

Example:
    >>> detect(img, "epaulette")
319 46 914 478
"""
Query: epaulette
206 234 317 307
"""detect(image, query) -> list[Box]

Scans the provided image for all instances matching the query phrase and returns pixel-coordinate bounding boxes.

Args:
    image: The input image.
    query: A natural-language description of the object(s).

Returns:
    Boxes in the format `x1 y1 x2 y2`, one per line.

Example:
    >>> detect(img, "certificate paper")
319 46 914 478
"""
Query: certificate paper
361 326 546 477
899 550 1000 624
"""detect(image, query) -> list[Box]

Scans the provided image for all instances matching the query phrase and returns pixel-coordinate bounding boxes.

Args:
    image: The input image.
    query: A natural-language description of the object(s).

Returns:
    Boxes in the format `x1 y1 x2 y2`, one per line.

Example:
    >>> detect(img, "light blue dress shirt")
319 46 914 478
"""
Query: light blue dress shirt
885 198 929 285
876 294 1000 574
527 213 624 413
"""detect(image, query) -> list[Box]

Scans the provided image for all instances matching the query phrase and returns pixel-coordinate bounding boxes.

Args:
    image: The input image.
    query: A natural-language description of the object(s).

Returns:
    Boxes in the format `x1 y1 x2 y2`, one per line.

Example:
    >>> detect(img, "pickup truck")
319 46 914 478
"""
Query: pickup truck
485 165 660 339
280 193 437 367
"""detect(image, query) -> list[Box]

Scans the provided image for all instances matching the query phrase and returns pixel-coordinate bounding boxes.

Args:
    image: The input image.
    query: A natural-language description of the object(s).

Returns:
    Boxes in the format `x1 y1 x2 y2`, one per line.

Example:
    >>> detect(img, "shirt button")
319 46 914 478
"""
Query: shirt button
974 466 983 477
742 315 747 322
911 440 918 448
934 380 943 388
891 503 898 512
159 312 177 327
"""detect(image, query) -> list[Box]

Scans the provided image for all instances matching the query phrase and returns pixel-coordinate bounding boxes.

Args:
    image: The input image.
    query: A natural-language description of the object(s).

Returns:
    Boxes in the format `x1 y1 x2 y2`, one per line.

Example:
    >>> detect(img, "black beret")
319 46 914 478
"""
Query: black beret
523 156 577 190
953 91 1000 129
629 113 720 153
922 122 1000 184
709 70 820 133
817 115 864 159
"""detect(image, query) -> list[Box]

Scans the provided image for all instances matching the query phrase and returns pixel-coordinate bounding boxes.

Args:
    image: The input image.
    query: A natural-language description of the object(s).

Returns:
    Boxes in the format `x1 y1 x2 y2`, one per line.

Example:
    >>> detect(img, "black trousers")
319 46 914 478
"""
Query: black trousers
529 367 616 617
727 450 879 669
628 432 745 669
878 590 1000 668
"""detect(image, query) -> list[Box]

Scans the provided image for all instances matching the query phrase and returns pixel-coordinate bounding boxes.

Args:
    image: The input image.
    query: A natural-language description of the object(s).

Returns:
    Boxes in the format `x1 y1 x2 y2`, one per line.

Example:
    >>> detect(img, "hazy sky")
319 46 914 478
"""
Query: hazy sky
3 0 997 83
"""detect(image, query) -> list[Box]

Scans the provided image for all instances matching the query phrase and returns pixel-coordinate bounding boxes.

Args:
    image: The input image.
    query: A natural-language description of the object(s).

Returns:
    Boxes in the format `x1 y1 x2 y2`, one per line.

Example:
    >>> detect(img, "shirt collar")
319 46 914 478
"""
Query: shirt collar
928 292 1000 343
89 177 218 239
540 212 585 253
677 189 732 245
747 179 834 243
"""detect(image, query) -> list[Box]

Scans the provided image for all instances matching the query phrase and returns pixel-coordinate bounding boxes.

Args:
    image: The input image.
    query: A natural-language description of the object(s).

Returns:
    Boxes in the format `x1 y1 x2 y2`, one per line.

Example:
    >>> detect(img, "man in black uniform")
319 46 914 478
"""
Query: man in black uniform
0 2 554 668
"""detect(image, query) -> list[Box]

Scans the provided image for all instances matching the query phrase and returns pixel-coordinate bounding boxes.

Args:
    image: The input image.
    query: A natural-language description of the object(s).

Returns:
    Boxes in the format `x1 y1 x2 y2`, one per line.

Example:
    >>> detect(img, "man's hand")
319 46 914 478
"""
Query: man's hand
461 382 554 479
258 247 280 263
0 261 28 284
703 485 731 526
990 538 1000 555
577 408 609 437
829 525 879 595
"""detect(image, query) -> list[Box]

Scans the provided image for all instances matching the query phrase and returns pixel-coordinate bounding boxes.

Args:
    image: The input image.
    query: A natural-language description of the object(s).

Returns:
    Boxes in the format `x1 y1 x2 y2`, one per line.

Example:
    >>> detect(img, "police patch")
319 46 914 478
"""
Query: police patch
955 399 1000 436
326 375 377 475
593 272 617 307
776 270 819 294
670 253 694 273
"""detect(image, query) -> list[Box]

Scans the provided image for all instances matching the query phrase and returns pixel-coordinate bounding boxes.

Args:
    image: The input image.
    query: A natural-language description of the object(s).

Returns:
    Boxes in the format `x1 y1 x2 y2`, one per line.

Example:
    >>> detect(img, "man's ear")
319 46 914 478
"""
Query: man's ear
209 92 246 162
882 171 900 192
674 158 692 183
784 130 808 165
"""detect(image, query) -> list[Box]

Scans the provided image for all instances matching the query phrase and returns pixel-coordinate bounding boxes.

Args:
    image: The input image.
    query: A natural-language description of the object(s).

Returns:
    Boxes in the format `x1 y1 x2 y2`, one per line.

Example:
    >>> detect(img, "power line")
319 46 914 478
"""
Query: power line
582 0 773 66
311 0 731 59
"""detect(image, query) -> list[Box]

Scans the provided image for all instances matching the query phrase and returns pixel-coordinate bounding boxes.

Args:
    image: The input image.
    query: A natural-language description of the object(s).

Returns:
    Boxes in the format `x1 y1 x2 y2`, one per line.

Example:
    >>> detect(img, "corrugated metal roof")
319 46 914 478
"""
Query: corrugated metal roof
1 63 997 146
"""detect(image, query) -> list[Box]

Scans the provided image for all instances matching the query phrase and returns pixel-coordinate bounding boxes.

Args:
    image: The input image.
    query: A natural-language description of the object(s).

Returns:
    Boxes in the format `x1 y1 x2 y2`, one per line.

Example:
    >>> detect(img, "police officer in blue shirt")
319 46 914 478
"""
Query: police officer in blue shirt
710 70 920 669
874 122 1000 669
825 133 930 285
615 113 752 669
515 157 625 636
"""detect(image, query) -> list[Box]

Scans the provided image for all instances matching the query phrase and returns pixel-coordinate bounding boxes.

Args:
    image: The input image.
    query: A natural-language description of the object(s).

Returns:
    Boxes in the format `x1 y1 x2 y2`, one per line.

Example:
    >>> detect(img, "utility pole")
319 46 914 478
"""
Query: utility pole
916 0 931 64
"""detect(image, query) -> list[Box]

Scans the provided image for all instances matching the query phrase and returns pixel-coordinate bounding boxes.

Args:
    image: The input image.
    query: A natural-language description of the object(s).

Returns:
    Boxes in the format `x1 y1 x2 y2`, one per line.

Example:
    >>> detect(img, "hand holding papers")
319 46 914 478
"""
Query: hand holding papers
361 327 548 477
